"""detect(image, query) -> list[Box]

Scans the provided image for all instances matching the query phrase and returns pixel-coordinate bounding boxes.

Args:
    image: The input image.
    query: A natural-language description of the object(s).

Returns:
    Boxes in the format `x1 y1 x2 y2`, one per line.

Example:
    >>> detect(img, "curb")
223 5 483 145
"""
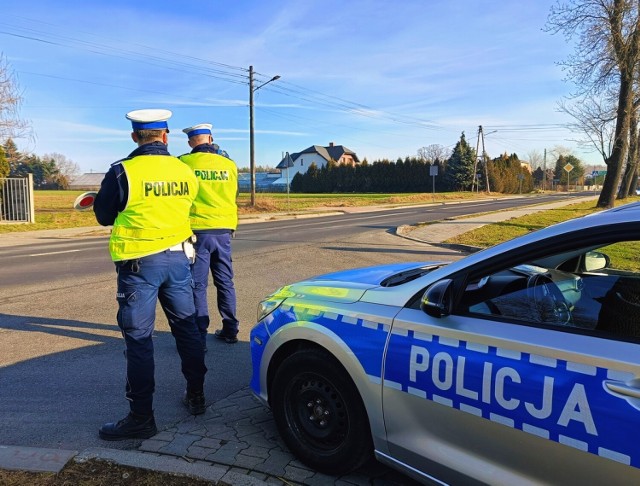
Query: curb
75 447 269 485
0 444 271 485
0 445 77 474
395 224 482 254
395 195 599 254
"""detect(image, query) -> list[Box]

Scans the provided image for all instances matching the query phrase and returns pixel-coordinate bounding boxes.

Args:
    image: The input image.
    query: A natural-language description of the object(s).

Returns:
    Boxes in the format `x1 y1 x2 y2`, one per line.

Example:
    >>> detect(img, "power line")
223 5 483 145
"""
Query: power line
257 106 415 151
2 14 587 155
3 21 445 132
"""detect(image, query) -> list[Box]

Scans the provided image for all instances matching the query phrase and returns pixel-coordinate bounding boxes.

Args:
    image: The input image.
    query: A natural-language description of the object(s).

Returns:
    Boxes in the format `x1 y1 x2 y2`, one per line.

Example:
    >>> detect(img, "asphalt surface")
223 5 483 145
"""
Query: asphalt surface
0 196 596 485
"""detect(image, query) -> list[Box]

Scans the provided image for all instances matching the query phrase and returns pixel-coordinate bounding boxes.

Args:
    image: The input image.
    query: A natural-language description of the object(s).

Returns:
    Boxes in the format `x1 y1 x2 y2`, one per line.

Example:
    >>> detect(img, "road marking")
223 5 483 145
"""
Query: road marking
28 249 83 257
238 212 409 234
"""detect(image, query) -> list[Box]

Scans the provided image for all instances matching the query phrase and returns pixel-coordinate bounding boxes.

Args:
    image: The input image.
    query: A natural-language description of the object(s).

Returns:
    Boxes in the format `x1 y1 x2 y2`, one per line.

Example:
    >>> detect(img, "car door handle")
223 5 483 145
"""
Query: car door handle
604 380 640 399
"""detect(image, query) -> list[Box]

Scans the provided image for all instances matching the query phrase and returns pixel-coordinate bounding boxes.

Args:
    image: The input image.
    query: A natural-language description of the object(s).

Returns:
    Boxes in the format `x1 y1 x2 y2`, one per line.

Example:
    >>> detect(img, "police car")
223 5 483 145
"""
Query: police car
250 202 640 485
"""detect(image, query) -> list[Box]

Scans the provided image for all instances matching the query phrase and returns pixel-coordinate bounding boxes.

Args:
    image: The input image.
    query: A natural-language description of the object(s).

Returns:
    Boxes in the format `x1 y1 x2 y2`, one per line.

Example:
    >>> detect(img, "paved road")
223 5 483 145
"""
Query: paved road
0 192 589 290
0 193 595 484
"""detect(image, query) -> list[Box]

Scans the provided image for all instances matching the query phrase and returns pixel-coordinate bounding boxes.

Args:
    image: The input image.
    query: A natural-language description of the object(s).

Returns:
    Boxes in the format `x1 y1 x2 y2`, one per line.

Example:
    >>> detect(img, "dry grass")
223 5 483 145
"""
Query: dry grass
445 198 640 247
0 459 216 485
0 190 501 233
445 196 640 271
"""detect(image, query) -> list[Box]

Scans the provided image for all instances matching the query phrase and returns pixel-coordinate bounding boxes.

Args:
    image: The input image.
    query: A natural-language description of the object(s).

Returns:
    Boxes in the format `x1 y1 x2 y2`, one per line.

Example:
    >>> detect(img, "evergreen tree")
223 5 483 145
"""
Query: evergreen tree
290 172 303 192
0 144 8 178
532 167 544 188
355 162 371 192
487 153 534 194
445 132 476 191
12 155 60 188
3 138 22 175
305 163 320 193
554 155 585 187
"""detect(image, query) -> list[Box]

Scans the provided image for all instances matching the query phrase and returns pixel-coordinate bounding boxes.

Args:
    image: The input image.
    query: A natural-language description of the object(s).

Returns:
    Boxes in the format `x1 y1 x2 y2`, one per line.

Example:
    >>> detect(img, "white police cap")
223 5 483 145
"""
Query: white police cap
182 123 213 138
126 109 172 131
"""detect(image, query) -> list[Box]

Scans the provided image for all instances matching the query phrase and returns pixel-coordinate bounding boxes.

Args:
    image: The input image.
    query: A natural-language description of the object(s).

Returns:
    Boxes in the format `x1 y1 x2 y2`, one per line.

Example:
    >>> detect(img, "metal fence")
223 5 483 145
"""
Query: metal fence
0 174 35 223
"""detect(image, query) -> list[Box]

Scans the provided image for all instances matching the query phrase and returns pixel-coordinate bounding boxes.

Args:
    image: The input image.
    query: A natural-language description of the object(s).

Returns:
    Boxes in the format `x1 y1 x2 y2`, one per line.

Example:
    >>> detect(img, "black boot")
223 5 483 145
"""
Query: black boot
214 329 238 344
99 412 157 441
183 390 206 415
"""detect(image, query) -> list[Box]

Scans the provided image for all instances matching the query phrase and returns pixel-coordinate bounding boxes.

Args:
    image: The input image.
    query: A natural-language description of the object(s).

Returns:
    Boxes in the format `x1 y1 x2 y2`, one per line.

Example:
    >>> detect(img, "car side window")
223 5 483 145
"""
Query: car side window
459 240 640 339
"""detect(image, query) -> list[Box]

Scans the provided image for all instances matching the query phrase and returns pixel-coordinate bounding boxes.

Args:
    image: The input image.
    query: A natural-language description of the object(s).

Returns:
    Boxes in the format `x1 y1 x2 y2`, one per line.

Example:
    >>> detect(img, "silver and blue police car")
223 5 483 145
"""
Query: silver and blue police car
250 202 640 485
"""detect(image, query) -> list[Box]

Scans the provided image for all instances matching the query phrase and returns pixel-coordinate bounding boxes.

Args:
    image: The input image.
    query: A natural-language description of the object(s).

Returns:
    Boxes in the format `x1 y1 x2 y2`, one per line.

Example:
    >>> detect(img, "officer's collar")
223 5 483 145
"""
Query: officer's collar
191 143 220 155
128 141 170 158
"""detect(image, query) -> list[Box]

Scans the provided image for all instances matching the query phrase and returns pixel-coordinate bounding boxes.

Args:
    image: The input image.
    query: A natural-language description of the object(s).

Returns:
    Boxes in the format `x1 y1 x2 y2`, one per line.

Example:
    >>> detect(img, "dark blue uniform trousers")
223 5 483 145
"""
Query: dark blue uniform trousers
115 250 207 417
191 231 239 341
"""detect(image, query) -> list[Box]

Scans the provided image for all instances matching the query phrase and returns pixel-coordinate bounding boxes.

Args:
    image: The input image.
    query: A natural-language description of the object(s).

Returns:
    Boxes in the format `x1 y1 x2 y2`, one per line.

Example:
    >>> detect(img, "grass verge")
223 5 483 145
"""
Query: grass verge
445 197 640 271
445 198 640 248
0 190 503 234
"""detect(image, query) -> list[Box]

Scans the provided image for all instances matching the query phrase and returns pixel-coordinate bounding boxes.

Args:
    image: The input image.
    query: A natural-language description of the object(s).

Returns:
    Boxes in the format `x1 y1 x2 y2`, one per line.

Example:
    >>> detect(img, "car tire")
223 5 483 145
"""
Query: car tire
270 349 373 475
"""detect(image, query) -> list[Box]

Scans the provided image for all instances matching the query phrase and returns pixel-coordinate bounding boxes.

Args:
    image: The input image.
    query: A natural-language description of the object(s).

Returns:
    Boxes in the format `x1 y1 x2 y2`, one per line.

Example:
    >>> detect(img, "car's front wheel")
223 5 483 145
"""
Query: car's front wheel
270 349 373 475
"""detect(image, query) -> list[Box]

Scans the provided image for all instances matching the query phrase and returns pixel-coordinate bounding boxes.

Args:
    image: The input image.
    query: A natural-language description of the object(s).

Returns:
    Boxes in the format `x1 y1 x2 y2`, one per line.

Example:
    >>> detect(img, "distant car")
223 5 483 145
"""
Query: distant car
250 202 640 485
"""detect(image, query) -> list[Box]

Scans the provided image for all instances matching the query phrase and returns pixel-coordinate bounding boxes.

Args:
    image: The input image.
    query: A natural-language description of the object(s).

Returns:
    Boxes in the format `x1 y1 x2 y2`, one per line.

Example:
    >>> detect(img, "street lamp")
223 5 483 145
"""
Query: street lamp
249 65 280 206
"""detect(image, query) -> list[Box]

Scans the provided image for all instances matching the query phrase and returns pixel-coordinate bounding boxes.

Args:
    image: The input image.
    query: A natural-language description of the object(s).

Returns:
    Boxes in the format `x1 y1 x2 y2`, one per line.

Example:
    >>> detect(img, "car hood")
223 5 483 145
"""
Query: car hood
275 261 445 304
313 261 442 285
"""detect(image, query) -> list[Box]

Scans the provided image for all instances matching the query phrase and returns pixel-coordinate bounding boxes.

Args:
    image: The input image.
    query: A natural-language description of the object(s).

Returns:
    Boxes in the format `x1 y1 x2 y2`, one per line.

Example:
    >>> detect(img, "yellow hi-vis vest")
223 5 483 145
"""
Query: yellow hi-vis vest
109 154 198 261
179 151 238 230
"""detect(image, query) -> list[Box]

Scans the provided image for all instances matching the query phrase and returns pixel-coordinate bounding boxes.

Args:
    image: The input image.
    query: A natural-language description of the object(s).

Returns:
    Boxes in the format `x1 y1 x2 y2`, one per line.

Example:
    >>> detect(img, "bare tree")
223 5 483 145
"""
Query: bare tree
558 95 617 161
549 145 575 160
0 54 30 143
43 152 80 179
417 144 450 164
526 149 544 169
547 0 640 208
41 152 79 189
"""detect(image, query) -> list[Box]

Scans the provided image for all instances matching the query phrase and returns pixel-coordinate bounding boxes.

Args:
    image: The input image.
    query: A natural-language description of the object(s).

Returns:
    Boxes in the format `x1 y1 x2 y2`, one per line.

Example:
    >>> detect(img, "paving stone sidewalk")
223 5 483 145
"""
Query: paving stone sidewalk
135 387 415 485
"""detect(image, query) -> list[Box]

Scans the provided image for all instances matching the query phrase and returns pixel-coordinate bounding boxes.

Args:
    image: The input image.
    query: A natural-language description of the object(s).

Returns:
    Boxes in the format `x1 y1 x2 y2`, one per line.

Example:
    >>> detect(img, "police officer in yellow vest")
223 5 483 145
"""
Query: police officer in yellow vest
93 109 208 441
180 123 240 349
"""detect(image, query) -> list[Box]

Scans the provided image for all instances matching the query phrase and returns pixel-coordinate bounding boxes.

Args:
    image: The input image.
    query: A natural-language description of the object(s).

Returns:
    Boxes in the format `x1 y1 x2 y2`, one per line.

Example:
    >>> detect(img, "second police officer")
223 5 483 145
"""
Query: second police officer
94 109 208 441
180 123 240 350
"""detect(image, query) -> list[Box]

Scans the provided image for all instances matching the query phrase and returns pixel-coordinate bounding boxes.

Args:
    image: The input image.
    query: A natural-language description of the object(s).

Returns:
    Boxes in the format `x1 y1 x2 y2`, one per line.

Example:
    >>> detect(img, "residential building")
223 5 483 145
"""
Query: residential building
272 143 360 189
68 172 105 191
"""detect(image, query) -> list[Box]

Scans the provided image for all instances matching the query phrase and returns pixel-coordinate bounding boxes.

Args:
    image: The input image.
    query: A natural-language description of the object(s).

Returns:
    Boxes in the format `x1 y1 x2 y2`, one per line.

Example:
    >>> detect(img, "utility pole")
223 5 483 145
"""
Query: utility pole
473 126 482 192
543 148 547 191
248 66 280 207
480 127 490 193
249 66 255 206
472 125 491 193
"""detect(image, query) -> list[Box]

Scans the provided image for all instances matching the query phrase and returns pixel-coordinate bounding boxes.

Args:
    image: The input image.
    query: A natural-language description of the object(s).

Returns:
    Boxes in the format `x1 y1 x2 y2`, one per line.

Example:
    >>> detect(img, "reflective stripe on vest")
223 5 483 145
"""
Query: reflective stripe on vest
109 154 197 261
179 151 238 230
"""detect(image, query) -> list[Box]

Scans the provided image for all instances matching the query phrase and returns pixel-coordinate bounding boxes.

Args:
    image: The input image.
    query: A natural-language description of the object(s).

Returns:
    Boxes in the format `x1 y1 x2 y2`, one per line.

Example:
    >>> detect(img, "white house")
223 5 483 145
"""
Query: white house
273 143 360 188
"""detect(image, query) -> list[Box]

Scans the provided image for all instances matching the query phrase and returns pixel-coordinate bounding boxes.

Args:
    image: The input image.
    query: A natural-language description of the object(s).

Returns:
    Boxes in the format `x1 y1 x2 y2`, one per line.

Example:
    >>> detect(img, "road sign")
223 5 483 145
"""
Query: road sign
564 163 574 173
276 152 295 169
73 191 97 211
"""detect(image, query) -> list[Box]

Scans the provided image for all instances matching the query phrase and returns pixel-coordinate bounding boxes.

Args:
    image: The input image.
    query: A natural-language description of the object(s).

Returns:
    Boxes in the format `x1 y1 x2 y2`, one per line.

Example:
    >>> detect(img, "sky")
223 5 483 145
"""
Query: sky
0 0 601 174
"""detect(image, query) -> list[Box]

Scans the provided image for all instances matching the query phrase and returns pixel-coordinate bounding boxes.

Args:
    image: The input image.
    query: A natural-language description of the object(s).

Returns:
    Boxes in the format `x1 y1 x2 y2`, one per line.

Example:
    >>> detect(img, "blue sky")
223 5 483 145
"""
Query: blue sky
1 0 597 174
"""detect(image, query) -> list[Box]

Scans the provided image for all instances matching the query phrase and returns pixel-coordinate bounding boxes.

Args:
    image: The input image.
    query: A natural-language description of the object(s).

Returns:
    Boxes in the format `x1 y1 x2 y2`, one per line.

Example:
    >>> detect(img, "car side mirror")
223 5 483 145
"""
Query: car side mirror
584 251 609 272
420 279 453 318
